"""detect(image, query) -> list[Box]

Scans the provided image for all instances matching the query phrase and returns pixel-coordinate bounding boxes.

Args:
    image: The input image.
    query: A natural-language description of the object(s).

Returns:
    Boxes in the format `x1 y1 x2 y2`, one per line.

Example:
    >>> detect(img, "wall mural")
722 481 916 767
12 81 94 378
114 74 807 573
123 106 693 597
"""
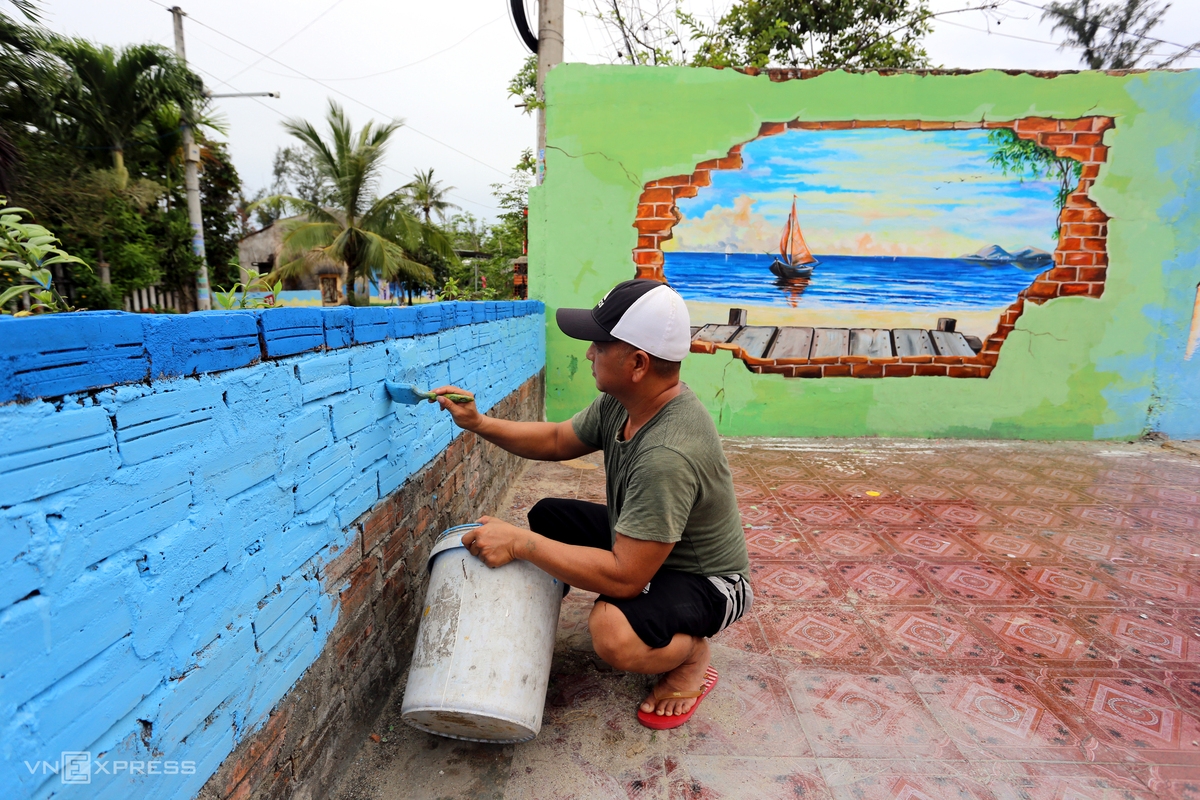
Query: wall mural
632 118 1112 379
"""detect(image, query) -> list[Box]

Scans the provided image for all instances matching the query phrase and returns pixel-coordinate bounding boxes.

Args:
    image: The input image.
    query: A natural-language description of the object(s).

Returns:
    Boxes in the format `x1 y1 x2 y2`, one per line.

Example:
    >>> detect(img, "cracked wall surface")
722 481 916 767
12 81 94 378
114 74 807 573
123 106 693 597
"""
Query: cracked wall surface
532 66 1200 438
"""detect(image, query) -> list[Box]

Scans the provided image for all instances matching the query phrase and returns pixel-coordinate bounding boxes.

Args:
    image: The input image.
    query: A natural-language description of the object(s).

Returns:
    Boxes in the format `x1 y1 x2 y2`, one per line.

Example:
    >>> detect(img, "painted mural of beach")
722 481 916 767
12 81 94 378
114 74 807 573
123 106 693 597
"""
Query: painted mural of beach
664 126 1064 339
664 250 1044 337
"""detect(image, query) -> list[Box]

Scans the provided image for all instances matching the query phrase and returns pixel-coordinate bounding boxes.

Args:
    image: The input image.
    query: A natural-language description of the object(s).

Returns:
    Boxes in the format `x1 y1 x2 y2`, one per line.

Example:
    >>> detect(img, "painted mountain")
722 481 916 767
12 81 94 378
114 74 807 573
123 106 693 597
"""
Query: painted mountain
961 245 1053 269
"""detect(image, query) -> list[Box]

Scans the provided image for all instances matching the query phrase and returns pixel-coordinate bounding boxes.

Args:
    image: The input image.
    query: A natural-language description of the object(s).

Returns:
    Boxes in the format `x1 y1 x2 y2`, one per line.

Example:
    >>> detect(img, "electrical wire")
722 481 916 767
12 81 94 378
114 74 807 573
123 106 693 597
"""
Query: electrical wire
938 14 1199 59
221 0 347 84
233 16 504 82
186 61 502 213
305 16 504 81
146 0 509 176
938 16 1082 46
1004 0 1199 57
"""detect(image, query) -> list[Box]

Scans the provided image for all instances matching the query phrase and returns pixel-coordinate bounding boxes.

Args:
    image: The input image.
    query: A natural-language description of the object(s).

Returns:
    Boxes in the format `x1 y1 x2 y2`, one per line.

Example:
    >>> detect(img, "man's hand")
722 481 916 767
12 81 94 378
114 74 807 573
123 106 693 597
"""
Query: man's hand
460 516 531 568
432 385 482 431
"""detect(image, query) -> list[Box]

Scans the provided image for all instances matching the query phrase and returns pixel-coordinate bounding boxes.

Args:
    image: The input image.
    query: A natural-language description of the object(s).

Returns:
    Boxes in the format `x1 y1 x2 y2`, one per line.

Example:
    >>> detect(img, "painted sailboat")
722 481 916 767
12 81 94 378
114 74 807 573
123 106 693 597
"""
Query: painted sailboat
770 197 819 279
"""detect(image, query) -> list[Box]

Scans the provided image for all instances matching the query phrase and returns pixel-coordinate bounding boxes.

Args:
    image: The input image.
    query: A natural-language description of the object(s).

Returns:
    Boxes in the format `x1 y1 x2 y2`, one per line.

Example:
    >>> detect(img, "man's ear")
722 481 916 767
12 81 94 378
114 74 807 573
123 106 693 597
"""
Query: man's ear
629 349 651 382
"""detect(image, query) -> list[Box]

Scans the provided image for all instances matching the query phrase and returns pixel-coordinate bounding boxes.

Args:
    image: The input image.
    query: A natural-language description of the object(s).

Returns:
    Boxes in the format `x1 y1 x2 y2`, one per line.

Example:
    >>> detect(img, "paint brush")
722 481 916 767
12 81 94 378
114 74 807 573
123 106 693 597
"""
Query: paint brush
385 381 473 405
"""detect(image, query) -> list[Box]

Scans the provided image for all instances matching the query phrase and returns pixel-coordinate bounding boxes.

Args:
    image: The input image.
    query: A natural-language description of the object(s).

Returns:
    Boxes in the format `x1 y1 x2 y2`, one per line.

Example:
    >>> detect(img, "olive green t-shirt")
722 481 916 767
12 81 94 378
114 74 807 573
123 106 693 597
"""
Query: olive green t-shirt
570 384 749 581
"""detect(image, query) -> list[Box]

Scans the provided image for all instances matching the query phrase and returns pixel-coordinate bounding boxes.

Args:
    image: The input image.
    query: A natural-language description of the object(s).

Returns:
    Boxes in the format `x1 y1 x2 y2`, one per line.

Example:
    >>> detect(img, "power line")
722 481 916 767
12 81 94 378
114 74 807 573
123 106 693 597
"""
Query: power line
284 16 503 82
938 16 1083 46
939 13 1200 59
221 0 347 84
187 60 502 213
147 0 509 176
1005 0 1200 56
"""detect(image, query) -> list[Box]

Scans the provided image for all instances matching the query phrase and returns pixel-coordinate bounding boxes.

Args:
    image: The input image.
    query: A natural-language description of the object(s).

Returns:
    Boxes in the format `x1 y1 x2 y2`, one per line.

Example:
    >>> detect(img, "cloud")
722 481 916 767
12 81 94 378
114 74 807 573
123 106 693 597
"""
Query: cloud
672 128 1063 257
668 196 778 254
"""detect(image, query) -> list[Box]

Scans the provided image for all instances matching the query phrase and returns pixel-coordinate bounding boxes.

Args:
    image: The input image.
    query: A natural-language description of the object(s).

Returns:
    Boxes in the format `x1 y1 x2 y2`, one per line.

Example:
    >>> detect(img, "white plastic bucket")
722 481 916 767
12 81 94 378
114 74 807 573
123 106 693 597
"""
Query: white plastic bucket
401 523 563 743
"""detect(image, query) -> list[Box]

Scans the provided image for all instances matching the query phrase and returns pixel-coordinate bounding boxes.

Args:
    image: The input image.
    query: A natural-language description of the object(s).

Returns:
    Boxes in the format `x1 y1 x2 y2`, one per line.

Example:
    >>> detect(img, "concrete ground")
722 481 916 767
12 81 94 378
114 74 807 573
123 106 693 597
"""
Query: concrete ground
330 439 1200 800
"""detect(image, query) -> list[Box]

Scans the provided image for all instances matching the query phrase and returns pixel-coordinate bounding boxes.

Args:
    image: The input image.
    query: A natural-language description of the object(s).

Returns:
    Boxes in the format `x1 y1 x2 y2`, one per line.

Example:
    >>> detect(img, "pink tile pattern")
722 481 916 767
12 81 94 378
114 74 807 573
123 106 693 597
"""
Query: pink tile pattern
352 440 1200 799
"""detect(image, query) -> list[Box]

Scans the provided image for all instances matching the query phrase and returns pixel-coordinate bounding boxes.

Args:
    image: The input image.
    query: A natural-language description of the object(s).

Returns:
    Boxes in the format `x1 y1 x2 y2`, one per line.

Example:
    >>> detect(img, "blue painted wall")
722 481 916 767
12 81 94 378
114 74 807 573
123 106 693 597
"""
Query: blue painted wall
0 302 545 799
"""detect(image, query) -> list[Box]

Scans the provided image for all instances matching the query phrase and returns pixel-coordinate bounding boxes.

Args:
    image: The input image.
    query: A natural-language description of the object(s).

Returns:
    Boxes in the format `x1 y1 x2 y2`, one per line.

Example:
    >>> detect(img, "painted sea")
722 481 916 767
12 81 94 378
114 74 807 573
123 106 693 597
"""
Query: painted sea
663 251 1045 310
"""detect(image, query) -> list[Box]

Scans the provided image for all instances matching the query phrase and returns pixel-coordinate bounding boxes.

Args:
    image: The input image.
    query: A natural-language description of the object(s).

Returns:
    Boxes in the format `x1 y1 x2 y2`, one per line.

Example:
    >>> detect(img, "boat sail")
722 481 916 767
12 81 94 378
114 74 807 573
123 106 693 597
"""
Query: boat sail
770 197 819 279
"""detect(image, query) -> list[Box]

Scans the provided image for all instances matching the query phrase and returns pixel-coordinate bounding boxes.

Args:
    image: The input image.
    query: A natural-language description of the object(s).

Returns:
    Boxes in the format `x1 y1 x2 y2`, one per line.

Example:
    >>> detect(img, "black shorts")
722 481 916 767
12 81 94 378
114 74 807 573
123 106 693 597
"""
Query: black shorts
527 497 748 649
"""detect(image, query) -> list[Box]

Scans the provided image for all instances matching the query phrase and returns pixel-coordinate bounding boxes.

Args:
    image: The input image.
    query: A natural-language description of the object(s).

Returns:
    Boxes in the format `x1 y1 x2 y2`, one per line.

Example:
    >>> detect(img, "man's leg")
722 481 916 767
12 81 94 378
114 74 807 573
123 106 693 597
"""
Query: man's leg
588 600 711 717
527 498 610 549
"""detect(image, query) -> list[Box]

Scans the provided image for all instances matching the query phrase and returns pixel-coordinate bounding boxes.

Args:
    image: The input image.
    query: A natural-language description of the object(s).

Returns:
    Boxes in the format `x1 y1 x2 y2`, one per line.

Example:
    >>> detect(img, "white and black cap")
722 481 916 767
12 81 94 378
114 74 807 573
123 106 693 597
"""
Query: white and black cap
556 279 691 362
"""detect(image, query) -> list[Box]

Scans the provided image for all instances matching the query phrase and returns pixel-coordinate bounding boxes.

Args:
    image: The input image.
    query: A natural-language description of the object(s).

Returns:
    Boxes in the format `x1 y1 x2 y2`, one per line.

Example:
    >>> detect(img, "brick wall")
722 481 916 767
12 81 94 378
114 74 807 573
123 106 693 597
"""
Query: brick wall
196 374 543 800
0 303 544 800
632 117 1113 379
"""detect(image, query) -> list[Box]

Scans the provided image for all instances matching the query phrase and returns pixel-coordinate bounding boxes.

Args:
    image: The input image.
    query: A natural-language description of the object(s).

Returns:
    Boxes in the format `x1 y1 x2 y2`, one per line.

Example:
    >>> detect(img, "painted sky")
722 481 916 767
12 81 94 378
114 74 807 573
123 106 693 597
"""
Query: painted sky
668 128 1063 259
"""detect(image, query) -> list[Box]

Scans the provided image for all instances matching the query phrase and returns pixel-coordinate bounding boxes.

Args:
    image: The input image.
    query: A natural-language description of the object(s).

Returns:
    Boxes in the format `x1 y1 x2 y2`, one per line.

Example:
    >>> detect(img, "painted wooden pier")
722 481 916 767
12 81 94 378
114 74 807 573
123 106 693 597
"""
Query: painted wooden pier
688 310 996 379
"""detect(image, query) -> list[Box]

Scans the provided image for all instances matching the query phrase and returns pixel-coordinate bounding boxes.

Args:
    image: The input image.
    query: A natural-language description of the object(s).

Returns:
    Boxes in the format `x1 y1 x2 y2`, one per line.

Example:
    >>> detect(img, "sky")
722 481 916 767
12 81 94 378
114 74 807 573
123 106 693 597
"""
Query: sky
22 0 1200 225
670 128 1062 258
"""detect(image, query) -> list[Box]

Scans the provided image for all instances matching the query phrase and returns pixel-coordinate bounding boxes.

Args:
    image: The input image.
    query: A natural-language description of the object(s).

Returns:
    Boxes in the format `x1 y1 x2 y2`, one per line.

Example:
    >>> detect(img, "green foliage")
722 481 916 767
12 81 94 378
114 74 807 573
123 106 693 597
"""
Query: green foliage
48 39 206 183
1 18 241 313
199 138 243 289
259 100 451 304
241 146 330 233
686 0 932 69
404 168 459 225
586 0 690 66
987 129 1082 238
0 198 88 314
507 54 541 112
213 274 282 310
1041 0 1194 69
151 207 204 309
437 277 496 302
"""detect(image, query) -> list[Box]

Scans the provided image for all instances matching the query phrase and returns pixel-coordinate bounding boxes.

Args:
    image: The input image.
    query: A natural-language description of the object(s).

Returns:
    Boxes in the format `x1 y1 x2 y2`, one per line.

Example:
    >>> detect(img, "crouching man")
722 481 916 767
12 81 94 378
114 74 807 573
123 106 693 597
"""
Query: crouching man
434 279 751 729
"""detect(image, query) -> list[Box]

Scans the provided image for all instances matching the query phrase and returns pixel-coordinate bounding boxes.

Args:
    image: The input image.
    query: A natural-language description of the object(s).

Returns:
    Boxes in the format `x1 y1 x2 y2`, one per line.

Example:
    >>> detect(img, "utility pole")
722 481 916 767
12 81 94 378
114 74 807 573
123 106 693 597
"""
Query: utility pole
535 0 563 185
171 6 212 311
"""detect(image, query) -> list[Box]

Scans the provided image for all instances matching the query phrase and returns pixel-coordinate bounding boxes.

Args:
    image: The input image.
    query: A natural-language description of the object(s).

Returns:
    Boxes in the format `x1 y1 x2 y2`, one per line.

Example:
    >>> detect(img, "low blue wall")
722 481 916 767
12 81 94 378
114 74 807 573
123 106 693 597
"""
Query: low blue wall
0 302 545 799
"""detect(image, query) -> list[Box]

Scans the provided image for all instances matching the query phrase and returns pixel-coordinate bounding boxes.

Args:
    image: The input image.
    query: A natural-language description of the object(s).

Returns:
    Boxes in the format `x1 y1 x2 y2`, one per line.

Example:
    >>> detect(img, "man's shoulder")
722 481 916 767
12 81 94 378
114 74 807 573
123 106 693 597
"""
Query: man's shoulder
657 384 719 434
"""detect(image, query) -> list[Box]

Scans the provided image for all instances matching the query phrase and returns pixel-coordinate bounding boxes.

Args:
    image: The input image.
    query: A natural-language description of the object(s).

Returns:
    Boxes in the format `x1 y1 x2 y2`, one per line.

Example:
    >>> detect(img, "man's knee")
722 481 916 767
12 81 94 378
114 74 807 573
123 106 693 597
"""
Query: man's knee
589 602 647 669
527 497 560 534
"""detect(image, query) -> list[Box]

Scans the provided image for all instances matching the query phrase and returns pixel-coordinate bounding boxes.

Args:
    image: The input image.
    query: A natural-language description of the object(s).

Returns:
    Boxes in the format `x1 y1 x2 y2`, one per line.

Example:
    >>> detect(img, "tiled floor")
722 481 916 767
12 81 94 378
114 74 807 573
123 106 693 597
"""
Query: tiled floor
332 439 1200 800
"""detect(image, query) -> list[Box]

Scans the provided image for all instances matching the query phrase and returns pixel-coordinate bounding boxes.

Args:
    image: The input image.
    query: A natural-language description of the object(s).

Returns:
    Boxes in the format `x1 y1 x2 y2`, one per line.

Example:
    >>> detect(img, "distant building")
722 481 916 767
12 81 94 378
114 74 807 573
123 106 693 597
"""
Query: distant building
238 216 346 305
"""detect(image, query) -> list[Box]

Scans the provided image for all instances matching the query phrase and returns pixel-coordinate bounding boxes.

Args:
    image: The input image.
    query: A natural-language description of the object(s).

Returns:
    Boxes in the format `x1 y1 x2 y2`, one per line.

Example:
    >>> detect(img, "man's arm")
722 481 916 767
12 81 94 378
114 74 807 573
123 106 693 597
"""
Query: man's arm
461 518 673 599
432 385 595 462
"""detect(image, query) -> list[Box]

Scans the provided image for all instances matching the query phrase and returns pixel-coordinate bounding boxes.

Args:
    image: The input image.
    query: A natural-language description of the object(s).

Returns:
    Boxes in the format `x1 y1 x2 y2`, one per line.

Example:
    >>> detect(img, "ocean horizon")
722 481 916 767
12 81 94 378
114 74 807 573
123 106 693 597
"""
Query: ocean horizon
663 251 1045 310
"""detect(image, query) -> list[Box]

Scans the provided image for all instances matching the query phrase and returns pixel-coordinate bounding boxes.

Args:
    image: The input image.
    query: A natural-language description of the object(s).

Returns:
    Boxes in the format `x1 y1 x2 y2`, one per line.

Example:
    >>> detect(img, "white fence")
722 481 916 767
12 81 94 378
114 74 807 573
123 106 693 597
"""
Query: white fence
123 285 187 313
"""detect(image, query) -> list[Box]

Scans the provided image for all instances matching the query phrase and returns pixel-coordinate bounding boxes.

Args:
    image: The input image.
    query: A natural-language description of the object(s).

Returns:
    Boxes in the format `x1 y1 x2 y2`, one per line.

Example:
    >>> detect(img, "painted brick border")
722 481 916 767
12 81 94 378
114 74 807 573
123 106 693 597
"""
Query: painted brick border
632 117 1114 379
0 301 544 403
196 371 544 800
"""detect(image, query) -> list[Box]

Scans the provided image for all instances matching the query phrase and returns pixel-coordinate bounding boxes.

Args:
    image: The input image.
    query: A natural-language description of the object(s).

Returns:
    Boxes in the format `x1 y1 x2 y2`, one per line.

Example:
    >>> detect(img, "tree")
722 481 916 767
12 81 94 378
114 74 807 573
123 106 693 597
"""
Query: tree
586 0 690 65
198 139 243 291
404 168 459 225
261 100 450 305
1041 0 1197 69
687 0 933 69
987 128 1081 239
477 149 535 297
507 54 539 113
48 39 204 186
0 16 237 313
243 146 333 231
0 0 55 195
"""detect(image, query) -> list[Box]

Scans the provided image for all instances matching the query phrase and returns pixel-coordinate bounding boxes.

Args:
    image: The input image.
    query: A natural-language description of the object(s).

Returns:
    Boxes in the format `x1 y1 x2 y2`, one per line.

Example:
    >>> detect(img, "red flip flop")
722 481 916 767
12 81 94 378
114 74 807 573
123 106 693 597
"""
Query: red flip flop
636 666 719 730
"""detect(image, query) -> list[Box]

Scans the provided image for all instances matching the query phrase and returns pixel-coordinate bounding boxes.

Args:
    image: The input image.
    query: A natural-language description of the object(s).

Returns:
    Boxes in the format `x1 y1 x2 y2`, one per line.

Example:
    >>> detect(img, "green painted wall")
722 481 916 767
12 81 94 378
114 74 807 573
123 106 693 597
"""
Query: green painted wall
530 66 1200 440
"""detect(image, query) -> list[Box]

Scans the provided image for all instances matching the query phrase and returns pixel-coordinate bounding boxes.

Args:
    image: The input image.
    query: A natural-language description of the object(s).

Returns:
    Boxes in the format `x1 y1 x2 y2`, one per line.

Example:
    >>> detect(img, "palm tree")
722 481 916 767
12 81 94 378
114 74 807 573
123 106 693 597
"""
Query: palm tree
263 101 450 305
404 168 459 224
50 39 203 186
